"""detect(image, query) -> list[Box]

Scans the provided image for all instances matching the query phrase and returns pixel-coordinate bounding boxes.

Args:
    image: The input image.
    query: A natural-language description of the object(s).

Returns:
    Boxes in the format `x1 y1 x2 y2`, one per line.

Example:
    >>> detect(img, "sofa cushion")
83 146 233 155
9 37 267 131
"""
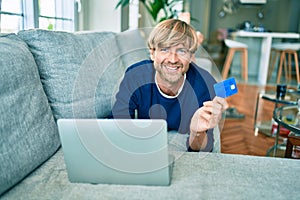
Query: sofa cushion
18 30 124 120
116 28 150 69
0 33 60 195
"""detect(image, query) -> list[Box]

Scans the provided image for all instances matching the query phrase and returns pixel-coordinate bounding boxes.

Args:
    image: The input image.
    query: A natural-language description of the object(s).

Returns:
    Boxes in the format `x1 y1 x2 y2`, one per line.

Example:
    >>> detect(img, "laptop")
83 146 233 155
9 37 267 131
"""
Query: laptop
57 119 174 186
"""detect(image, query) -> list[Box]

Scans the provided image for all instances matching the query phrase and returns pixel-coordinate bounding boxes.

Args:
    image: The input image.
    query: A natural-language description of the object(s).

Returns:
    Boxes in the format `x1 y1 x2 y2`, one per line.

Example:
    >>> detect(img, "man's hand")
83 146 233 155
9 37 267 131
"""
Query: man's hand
189 96 228 151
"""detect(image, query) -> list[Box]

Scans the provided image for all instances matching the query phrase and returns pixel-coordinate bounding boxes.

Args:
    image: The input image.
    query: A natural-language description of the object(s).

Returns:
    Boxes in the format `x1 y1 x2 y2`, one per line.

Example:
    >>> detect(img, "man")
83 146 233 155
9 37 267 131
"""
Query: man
111 19 228 152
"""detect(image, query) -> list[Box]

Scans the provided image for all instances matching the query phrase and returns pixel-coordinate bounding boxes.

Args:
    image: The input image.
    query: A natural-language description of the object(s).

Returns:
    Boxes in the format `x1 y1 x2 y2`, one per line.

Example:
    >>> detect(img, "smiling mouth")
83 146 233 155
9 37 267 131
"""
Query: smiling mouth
164 65 181 72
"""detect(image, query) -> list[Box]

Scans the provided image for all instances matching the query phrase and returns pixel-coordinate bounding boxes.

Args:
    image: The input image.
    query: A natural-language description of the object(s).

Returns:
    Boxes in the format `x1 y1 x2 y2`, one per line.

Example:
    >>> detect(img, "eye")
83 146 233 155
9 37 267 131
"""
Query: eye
159 47 169 53
177 48 188 55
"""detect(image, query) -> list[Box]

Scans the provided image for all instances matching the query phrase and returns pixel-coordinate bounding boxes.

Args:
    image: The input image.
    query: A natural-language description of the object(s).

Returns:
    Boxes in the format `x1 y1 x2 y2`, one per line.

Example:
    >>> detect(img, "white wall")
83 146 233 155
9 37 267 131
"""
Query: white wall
190 0 211 38
80 0 121 32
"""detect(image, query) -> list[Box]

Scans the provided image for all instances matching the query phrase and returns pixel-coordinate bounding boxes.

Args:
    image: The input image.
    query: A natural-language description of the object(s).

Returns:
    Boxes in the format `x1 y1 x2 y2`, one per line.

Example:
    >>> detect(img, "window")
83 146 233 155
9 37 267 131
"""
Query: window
0 0 23 32
0 0 78 33
128 0 139 30
38 0 75 31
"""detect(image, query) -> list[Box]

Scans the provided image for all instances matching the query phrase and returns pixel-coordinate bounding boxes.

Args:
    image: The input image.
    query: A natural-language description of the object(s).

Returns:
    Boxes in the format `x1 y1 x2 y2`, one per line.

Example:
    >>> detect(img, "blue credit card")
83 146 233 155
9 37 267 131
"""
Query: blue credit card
214 77 238 98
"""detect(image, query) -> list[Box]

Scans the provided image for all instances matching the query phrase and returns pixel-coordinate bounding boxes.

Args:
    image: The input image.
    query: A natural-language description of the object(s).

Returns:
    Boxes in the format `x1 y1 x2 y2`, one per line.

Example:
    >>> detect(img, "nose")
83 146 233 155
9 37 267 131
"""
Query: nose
167 51 179 63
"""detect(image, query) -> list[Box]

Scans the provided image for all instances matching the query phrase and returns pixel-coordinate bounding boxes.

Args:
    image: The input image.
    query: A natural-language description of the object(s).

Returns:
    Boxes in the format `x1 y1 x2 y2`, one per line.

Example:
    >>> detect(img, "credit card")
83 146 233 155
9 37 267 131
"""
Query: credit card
213 77 238 98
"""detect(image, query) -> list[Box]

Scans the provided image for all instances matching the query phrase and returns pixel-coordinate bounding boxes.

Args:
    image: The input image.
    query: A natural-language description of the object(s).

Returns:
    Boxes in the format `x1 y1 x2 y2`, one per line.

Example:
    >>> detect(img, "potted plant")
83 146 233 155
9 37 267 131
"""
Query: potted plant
115 0 184 24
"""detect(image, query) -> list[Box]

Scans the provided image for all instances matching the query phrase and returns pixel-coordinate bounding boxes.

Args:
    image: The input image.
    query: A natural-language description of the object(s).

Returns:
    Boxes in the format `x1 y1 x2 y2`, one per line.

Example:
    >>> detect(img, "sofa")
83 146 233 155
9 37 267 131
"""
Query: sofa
0 28 221 198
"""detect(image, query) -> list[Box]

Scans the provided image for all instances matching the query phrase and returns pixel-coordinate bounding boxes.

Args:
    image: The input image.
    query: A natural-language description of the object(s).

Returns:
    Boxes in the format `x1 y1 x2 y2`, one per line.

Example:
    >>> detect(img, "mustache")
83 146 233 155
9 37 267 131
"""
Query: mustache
163 62 183 68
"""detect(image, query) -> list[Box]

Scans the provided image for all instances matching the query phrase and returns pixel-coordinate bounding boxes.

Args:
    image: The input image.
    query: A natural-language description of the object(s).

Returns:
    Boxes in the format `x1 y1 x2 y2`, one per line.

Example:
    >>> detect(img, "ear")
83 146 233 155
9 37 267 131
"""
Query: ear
149 49 155 60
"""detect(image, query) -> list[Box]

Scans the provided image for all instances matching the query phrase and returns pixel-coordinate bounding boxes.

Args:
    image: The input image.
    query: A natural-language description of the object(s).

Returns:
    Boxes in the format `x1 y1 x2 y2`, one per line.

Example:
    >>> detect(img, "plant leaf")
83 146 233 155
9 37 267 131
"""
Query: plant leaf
115 0 130 9
115 0 185 23
149 0 165 21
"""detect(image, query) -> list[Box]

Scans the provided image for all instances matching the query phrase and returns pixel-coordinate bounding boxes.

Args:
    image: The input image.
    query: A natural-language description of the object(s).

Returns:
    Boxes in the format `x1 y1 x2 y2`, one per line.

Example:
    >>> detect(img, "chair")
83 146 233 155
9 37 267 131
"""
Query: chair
267 43 300 84
285 132 300 158
222 39 248 82
267 47 281 82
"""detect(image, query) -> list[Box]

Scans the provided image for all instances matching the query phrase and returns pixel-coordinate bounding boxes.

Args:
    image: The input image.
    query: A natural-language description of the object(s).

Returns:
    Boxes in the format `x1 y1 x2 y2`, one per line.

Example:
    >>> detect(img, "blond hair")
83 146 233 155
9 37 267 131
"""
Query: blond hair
147 19 198 53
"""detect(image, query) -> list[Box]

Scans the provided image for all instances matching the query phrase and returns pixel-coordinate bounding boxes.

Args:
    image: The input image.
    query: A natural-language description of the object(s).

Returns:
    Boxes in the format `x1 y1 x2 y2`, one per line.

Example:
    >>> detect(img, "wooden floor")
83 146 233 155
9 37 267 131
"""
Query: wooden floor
220 83 285 157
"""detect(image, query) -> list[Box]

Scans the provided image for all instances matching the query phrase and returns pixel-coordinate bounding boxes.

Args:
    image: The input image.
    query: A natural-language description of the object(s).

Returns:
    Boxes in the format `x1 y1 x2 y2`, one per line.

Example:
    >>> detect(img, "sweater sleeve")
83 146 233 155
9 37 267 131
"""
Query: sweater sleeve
110 71 138 119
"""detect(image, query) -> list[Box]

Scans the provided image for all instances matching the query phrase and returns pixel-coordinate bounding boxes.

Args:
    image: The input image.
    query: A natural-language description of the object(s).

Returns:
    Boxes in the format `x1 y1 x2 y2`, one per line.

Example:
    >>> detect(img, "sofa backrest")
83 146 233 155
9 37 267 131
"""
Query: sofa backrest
18 30 121 120
116 28 150 69
16 29 152 121
0 33 60 195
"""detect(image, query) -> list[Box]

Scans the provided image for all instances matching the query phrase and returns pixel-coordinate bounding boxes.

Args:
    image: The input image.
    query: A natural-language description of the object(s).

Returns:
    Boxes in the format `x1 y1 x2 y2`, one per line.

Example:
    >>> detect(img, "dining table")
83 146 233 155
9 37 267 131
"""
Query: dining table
1 149 299 200
231 31 300 85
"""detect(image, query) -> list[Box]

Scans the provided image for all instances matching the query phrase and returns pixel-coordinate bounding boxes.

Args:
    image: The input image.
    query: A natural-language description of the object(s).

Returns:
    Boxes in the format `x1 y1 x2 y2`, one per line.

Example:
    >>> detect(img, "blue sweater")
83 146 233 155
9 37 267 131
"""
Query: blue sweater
110 60 217 151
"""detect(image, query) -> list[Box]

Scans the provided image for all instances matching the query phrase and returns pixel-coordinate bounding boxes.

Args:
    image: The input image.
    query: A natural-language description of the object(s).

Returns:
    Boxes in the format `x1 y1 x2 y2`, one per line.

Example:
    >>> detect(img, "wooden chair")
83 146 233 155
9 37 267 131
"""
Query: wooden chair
267 43 300 84
285 132 300 158
267 48 281 82
222 39 248 82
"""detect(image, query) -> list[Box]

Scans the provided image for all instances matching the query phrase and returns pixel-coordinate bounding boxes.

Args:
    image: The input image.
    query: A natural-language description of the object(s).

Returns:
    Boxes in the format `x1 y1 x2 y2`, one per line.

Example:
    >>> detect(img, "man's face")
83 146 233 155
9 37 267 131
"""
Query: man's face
150 44 192 84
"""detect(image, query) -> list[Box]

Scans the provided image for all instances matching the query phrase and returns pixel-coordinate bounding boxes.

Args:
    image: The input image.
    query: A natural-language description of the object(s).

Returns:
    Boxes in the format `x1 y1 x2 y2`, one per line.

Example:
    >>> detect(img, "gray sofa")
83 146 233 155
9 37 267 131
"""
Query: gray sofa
0 28 220 198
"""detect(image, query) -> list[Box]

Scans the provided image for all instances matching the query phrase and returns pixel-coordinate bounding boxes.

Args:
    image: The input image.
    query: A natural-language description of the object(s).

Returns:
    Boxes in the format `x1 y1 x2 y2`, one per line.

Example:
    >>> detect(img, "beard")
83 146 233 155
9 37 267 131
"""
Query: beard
154 63 184 84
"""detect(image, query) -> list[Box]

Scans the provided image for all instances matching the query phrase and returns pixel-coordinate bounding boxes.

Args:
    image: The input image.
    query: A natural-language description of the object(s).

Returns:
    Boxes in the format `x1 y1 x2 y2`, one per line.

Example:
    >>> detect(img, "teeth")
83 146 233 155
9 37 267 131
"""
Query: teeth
165 65 179 71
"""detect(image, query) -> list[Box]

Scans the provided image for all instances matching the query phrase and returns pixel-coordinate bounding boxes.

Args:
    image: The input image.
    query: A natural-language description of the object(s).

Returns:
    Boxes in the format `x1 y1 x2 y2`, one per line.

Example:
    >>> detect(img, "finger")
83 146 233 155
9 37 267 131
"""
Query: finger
199 109 212 121
212 97 229 111
196 115 210 131
200 106 223 125
199 109 220 126
202 102 222 115
192 112 220 132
